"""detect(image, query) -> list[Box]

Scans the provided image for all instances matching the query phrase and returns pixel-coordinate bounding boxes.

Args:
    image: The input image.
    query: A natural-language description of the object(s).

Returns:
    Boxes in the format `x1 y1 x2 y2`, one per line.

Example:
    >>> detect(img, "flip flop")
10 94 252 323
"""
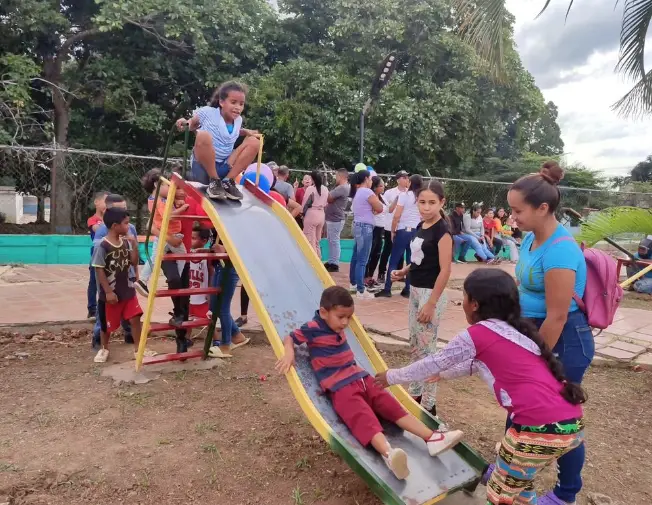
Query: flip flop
208 346 233 358
229 337 250 350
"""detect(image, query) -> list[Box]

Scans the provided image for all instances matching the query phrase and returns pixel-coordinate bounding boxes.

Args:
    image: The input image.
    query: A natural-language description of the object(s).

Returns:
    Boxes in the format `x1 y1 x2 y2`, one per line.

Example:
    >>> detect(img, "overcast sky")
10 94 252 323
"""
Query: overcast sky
507 0 652 177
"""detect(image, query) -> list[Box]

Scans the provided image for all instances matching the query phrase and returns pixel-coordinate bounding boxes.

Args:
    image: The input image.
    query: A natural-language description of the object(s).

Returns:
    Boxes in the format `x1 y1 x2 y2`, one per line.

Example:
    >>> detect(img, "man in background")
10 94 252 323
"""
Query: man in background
323 168 350 272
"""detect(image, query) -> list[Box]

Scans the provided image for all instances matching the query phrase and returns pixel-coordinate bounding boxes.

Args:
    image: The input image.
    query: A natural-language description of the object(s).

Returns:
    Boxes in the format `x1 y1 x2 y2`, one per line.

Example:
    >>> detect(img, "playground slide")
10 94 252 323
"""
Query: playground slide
177 175 486 505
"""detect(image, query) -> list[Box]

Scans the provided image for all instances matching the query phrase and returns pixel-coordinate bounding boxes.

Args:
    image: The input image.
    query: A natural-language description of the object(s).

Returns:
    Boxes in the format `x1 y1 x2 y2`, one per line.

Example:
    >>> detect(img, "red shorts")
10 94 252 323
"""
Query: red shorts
98 297 142 334
330 375 407 447
190 302 209 319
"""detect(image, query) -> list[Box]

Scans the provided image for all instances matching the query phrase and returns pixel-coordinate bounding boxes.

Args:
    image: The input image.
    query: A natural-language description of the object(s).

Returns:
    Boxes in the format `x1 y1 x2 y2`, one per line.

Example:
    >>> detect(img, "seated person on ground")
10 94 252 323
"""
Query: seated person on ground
275 286 463 481
626 236 652 295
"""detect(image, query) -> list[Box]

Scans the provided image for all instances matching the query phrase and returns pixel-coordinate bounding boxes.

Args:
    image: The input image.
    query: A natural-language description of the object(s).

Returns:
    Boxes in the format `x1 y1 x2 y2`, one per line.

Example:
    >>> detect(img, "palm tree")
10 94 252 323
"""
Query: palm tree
575 207 652 246
455 0 652 118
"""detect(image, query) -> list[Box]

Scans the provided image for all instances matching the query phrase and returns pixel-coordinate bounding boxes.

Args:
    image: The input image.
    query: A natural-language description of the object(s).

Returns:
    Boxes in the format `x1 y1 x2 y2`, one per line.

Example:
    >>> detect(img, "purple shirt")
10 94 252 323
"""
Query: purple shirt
386 319 583 425
351 187 375 225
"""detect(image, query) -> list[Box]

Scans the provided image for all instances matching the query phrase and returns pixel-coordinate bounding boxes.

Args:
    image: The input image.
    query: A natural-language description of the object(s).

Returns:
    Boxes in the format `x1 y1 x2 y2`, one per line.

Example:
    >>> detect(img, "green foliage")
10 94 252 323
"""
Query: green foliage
576 207 652 246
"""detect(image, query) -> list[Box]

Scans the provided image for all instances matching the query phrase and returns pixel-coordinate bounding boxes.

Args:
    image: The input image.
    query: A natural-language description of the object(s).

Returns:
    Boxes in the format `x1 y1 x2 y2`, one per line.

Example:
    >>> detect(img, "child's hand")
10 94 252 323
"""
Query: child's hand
177 203 189 212
417 300 436 324
425 374 441 384
106 291 118 304
374 371 391 389
390 268 406 282
275 354 295 374
175 118 189 131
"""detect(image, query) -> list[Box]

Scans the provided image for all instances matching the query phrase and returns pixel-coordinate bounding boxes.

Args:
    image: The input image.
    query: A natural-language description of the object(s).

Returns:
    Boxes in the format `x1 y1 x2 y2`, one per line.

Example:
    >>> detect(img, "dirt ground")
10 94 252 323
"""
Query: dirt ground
0 329 650 505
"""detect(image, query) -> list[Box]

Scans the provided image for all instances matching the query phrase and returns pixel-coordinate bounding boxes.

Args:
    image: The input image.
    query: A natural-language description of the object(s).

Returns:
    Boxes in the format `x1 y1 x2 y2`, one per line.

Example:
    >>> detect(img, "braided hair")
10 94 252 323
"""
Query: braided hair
463 268 587 405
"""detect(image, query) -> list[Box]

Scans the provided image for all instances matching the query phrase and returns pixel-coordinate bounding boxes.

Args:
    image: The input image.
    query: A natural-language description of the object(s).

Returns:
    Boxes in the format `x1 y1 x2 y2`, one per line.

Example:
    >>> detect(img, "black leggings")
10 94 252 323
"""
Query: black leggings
240 288 249 316
161 256 189 339
378 230 403 276
366 226 385 278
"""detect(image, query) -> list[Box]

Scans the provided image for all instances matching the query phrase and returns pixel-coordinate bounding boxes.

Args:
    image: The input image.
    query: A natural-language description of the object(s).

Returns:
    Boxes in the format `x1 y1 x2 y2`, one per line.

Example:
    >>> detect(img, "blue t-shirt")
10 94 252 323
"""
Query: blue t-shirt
516 224 586 318
193 106 241 161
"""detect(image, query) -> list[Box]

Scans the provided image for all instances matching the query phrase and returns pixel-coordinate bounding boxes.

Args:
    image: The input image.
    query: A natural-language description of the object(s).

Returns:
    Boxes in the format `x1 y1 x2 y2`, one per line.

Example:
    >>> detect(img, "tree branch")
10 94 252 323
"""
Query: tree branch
57 28 102 61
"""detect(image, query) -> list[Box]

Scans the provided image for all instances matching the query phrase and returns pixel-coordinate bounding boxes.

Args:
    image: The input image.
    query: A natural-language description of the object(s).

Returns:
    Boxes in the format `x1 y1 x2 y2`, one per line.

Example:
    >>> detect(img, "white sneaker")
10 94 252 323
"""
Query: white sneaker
94 348 109 363
349 284 358 293
426 429 464 457
383 448 409 480
356 290 375 300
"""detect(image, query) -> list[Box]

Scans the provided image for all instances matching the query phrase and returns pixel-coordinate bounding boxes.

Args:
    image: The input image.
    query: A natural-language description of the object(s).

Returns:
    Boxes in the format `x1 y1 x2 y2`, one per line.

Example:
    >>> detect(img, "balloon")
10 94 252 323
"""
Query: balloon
367 165 373 171
269 190 287 207
242 171 271 194
354 163 367 173
245 163 273 186
368 170 377 177
235 173 243 184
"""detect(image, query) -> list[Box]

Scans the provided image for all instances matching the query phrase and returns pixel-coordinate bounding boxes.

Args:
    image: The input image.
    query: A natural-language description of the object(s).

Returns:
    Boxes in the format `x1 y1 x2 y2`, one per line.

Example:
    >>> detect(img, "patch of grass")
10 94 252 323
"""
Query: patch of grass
173 370 187 381
116 390 152 406
195 421 217 435
0 462 19 472
136 469 150 490
33 409 55 428
200 442 223 461
295 457 311 470
291 486 306 505
313 486 327 502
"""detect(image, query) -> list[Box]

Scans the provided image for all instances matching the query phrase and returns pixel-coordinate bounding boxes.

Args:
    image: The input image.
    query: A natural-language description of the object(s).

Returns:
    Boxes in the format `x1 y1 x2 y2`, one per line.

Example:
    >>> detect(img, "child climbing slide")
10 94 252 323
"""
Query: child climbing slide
276 286 463 480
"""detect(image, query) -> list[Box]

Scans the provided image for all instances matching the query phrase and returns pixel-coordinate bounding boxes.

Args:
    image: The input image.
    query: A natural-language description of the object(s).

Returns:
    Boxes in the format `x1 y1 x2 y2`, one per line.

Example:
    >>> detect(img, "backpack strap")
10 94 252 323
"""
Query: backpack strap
551 236 587 314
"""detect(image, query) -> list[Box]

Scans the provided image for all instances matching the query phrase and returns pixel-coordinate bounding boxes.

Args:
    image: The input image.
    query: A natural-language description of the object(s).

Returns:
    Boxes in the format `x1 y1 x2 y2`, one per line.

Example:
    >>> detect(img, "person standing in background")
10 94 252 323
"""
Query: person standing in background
294 173 313 205
87 191 108 320
377 171 409 282
272 165 295 203
324 169 351 272
364 176 386 289
302 171 330 257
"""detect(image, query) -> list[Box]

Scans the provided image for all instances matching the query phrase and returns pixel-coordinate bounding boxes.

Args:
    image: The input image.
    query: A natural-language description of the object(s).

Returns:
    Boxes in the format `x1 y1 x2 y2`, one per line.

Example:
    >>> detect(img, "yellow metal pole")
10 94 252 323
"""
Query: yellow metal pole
136 177 176 371
255 135 264 187
620 263 652 289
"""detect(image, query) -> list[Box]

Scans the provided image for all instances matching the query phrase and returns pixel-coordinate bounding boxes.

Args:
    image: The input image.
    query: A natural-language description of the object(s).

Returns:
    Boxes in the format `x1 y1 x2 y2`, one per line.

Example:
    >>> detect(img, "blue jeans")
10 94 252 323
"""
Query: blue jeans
458 233 494 261
325 220 345 266
210 265 241 346
190 157 230 184
349 222 374 293
384 228 416 292
506 310 593 503
87 265 97 313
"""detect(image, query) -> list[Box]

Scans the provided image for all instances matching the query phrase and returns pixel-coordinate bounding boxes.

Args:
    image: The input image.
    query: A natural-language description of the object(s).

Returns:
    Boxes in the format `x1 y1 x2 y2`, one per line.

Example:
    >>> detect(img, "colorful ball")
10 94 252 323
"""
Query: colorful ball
354 163 367 173
242 171 271 193
269 190 287 207
245 163 274 186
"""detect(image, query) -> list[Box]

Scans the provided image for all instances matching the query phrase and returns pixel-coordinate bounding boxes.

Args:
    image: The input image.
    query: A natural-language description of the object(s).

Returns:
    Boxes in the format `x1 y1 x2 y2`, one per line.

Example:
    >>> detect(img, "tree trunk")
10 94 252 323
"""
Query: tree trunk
45 57 73 234
36 195 45 223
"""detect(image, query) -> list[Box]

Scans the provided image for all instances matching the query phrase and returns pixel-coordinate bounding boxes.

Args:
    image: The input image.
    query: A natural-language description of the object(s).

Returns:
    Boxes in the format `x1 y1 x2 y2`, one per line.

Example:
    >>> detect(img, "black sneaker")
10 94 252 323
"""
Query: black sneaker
457 257 467 263
400 288 410 298
169 315 185 328
124 334 135 345
135 279 149 297
221 178 243 200
207 178 227 200
235 316 248 327
374 290 392 298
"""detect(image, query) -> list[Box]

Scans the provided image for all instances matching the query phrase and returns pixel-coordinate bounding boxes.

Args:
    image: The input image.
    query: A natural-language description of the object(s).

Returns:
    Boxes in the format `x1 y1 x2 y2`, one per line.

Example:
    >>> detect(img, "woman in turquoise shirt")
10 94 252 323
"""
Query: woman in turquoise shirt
506 161 591 505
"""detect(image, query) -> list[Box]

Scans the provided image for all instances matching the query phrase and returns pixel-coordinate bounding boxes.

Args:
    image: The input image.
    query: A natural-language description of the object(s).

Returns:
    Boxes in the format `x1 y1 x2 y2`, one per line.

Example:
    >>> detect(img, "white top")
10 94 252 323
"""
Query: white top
194 106 242 161
188 254 209 305
382 187 402 231
396 191 421 230
373 200 386 228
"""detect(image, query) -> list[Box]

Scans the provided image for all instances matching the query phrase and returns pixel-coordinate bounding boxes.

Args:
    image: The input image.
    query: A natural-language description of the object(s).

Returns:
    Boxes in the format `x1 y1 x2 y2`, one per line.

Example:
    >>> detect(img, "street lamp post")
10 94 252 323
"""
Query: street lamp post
359 52 398 163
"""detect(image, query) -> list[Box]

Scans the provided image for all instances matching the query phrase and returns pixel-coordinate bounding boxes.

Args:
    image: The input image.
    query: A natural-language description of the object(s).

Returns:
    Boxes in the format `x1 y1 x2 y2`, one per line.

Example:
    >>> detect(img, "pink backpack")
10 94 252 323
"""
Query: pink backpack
555 238 623 330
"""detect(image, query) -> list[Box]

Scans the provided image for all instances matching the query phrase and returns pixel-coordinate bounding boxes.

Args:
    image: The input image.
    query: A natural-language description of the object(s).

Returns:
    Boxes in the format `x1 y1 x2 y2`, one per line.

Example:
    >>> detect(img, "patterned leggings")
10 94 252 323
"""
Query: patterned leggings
407 286 447 410
487 419 585 504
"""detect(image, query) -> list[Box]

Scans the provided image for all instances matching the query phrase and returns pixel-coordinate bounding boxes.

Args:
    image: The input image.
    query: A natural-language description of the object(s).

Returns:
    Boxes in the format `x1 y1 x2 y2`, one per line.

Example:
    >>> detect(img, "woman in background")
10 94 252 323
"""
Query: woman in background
302 171 329 257
365 176 386 290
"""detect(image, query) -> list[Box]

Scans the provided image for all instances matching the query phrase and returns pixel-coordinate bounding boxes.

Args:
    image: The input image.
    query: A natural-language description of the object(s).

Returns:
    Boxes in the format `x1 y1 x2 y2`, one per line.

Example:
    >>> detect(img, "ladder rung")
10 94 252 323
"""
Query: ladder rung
149 318 213 332
177 215 210 220
155 287 221 297
142 350 205 366
163 253 228 261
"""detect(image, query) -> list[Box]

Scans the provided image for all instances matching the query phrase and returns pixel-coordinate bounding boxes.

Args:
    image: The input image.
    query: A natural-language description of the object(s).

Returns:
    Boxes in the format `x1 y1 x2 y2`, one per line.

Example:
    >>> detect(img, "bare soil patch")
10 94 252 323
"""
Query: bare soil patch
0 330 650 505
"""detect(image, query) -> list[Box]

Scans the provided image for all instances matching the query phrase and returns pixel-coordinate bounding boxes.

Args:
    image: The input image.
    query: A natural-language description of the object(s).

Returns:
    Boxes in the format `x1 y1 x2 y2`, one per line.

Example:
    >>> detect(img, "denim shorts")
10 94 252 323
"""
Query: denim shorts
190 157 230 184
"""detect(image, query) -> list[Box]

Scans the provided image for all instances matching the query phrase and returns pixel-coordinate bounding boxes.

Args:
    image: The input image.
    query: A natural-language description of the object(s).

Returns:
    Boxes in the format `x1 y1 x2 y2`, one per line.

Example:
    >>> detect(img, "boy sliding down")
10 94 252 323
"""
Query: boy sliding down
276 286 463 480
92 208 145 363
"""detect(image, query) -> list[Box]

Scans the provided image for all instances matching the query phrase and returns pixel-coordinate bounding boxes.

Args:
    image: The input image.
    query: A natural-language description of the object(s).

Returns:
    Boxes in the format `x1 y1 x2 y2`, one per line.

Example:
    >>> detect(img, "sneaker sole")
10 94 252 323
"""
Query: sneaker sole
389 449 409 480
428 432 464 457
135 284 149 297
225 193 243 201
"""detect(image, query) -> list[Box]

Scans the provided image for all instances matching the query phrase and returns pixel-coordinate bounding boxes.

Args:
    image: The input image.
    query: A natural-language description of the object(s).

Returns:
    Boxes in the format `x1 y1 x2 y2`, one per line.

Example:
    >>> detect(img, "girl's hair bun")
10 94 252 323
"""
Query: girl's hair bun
540 161 564 186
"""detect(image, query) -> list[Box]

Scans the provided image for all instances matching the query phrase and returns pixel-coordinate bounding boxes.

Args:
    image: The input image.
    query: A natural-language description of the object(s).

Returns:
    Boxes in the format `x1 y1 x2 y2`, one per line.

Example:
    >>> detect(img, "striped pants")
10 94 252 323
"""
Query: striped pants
487 419 585 504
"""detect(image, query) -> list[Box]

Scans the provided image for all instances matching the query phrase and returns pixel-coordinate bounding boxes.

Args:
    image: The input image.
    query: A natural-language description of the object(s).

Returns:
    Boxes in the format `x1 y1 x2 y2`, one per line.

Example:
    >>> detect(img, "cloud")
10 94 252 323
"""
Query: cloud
513 0 624 89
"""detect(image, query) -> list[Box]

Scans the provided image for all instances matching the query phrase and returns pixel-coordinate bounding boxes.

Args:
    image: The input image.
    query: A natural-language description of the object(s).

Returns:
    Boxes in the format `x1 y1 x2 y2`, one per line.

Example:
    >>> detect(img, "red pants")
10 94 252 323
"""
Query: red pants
98 297 142 334
330 376 407 447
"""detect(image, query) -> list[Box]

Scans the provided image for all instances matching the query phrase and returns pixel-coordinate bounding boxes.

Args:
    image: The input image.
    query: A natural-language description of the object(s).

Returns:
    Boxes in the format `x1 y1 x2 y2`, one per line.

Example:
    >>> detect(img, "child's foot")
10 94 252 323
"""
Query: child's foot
356 290 375 300
222 178 243 200
207 178 227 200
426 430 464 456
169 315 185 328
383 448 409 480
94 348 109 363
135 279 149 297
235 316 248 327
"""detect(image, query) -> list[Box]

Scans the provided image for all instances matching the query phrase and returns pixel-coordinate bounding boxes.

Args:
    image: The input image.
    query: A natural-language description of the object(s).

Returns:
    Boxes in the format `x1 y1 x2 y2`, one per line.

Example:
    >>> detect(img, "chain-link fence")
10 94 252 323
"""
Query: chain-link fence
1 144 651 233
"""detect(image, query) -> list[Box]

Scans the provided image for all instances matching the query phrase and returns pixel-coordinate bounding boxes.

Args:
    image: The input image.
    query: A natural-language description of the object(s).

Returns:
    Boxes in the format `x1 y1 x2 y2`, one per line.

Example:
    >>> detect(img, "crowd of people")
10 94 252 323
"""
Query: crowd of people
84 78 598 505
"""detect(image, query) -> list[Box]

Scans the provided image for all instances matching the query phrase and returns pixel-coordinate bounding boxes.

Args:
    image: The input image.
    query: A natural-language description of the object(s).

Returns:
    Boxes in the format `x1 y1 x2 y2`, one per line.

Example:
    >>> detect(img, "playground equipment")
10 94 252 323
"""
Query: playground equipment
136 170 486 505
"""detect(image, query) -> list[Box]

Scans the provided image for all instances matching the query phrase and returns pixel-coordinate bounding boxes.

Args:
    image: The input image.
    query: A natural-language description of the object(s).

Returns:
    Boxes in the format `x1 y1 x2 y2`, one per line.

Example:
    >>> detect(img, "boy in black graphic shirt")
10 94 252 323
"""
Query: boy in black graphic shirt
91 207 144 363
